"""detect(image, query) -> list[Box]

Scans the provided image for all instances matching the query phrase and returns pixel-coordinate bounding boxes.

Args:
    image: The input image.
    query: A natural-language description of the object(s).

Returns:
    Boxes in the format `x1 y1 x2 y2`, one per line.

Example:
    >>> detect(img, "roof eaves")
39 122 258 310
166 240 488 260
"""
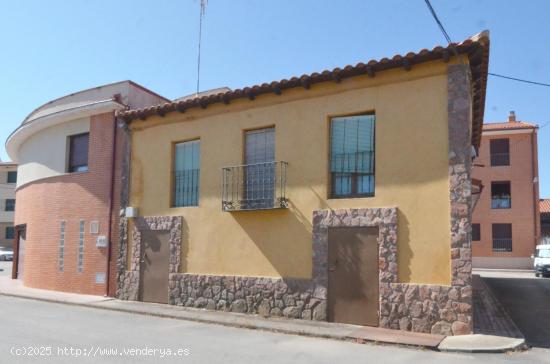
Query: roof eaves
119 32 490 149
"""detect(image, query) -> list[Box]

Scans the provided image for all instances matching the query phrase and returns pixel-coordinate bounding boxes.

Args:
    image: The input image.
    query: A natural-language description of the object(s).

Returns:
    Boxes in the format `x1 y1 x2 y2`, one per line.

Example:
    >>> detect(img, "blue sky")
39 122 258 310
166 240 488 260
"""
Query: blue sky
0 0 548 195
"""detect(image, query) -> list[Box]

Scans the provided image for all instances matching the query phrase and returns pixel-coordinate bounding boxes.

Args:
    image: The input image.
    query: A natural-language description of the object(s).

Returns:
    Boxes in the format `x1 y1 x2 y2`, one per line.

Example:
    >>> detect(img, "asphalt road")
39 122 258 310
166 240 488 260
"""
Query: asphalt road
0 296 549 364
482 273 550 349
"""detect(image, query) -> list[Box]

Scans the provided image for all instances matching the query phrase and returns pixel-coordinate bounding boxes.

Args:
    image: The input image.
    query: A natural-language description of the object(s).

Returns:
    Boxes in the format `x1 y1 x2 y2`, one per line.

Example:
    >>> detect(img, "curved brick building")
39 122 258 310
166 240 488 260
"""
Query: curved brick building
6 81 166 295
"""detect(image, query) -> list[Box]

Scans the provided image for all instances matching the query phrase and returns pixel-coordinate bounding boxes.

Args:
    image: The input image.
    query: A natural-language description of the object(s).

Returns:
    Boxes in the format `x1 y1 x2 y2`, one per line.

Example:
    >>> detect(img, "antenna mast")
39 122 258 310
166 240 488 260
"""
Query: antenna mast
196 0 207 96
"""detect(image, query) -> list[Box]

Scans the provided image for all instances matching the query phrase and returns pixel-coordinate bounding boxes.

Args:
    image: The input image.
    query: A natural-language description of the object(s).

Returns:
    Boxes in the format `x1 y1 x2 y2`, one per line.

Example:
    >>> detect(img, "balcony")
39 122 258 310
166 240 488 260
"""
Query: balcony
222 161 288 211
491 197 511 209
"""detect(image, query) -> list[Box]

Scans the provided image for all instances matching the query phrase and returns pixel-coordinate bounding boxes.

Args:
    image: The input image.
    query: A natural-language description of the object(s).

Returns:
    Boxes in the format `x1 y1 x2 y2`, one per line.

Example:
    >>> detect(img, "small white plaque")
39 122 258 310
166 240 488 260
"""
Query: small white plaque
95 272 106 284
96 236 108 248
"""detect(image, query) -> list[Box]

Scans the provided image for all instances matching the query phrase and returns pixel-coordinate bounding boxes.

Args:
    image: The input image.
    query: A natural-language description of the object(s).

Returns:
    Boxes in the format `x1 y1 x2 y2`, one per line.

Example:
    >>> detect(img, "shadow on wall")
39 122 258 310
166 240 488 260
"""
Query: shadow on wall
180 218 190 272
397 211 412 282
230 206 313 279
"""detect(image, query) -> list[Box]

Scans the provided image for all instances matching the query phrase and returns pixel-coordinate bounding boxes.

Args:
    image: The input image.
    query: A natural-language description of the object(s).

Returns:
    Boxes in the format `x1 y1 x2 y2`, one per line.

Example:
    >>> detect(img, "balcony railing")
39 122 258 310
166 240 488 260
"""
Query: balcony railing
491 197 511 209
492 238 512 252
490 153 510 166
222 161 288 211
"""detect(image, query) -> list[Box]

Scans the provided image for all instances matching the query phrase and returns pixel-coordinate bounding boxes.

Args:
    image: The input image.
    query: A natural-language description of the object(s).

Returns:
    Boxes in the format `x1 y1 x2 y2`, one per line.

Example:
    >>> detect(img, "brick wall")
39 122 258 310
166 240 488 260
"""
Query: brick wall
14 112 121 296
472 130 539 267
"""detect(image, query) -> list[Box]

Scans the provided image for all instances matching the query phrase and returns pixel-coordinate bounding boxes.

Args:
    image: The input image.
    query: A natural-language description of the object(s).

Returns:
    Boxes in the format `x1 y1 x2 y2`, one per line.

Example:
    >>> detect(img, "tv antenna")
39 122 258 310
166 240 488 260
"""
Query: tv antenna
196 0 207 96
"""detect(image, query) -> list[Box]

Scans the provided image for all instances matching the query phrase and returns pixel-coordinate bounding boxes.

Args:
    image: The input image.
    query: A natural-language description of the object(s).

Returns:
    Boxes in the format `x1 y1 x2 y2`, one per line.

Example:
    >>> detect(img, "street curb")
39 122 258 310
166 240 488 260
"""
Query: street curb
437 276 527 354
0 291 440 351
438 336 527 353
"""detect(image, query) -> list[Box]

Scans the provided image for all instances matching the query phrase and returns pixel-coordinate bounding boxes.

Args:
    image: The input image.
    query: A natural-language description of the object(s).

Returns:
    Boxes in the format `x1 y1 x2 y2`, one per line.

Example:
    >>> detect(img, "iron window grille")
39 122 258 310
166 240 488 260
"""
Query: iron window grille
492 224 512 252
493 238 512 252
222 161 288 211
173 140 200 207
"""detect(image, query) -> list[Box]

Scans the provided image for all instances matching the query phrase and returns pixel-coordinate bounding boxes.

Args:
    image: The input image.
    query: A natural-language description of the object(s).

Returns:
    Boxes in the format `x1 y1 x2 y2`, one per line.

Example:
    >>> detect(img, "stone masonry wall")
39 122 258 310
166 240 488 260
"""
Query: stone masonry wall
169 275 327 320
376 64 474 336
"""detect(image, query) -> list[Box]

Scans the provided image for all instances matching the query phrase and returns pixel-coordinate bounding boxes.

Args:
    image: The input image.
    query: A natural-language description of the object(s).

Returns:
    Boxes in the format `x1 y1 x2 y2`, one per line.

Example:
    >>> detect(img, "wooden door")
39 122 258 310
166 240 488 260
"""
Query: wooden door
328 226 379 326
139 230 170 304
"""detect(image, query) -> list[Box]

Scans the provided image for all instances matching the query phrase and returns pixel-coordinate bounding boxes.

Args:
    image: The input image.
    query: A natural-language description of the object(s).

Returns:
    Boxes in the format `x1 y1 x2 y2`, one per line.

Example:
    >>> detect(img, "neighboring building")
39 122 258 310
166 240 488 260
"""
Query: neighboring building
471 112 540 269
116 32 489 335
0 162 17 251
541 199 550 245
5 81 168 295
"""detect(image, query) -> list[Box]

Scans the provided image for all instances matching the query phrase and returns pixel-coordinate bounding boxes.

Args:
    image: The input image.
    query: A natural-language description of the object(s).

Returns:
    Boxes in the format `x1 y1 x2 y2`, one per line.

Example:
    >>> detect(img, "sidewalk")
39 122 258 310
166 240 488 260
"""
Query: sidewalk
0 277 525 353
438 275 526 353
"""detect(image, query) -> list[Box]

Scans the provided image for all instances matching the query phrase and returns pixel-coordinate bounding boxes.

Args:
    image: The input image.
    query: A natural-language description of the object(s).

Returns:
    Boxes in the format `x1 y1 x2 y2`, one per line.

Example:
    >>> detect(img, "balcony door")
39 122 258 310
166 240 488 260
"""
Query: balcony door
244 128 275 209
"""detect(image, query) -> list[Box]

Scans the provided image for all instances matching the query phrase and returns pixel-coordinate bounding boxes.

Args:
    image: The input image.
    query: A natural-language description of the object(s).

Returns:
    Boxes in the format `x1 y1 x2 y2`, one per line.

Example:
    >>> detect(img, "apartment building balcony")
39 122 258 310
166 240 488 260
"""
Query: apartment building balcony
222 161 288 211
491 197 511 209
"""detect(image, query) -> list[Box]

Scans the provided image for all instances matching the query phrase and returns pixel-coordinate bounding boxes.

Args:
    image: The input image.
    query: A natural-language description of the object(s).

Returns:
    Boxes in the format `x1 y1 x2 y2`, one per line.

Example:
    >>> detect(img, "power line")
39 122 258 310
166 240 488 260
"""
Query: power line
423 0 550 89
488 73 550 87
423 0 452 44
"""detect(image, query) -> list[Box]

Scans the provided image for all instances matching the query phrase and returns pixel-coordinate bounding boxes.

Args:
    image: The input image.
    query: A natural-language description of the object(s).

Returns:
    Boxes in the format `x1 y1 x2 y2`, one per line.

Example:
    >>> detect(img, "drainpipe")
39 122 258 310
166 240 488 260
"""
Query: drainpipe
531 128 540 251
105 110 118 297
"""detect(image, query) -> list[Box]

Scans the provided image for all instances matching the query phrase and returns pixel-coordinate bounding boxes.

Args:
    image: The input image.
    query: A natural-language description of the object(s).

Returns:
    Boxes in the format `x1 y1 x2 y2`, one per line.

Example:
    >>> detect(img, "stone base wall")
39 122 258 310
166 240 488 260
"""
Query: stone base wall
169 274 327 320
380 283 472 335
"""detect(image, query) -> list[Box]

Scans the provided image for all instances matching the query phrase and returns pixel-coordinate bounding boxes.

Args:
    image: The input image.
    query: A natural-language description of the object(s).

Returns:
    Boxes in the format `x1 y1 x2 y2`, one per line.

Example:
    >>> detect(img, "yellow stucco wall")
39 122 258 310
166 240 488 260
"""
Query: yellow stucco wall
129 60 454 285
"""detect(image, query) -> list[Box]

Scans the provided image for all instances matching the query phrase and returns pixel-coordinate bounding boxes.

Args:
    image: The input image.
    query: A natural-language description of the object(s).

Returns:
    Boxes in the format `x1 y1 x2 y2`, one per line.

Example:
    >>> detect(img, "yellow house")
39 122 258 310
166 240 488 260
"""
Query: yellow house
116 31 489 335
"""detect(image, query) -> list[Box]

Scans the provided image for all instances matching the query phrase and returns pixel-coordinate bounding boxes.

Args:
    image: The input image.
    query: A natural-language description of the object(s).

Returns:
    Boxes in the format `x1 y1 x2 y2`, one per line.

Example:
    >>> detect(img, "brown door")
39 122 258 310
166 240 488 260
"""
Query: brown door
139 230 170 304
328 226 379 326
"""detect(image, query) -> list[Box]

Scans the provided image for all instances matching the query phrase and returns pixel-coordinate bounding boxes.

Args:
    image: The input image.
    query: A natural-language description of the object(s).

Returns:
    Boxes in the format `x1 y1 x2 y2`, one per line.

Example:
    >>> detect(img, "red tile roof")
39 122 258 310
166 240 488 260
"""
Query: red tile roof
119 32 489 148
541 199 550 213
483 121 537 131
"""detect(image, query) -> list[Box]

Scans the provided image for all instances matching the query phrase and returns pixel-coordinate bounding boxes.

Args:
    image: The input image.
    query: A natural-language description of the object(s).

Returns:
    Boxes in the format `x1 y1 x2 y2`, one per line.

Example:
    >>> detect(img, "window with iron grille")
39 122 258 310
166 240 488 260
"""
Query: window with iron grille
491 181 511 209
59 221 65 272
243 127 276 209
490 138 510 166
492 223 512 252
68 133 89 173
173 140 200 207
5 226 14 240
7 171 17 184
472 223 480 241
330 114 375 198
77 220 84 272
5 199 15 212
